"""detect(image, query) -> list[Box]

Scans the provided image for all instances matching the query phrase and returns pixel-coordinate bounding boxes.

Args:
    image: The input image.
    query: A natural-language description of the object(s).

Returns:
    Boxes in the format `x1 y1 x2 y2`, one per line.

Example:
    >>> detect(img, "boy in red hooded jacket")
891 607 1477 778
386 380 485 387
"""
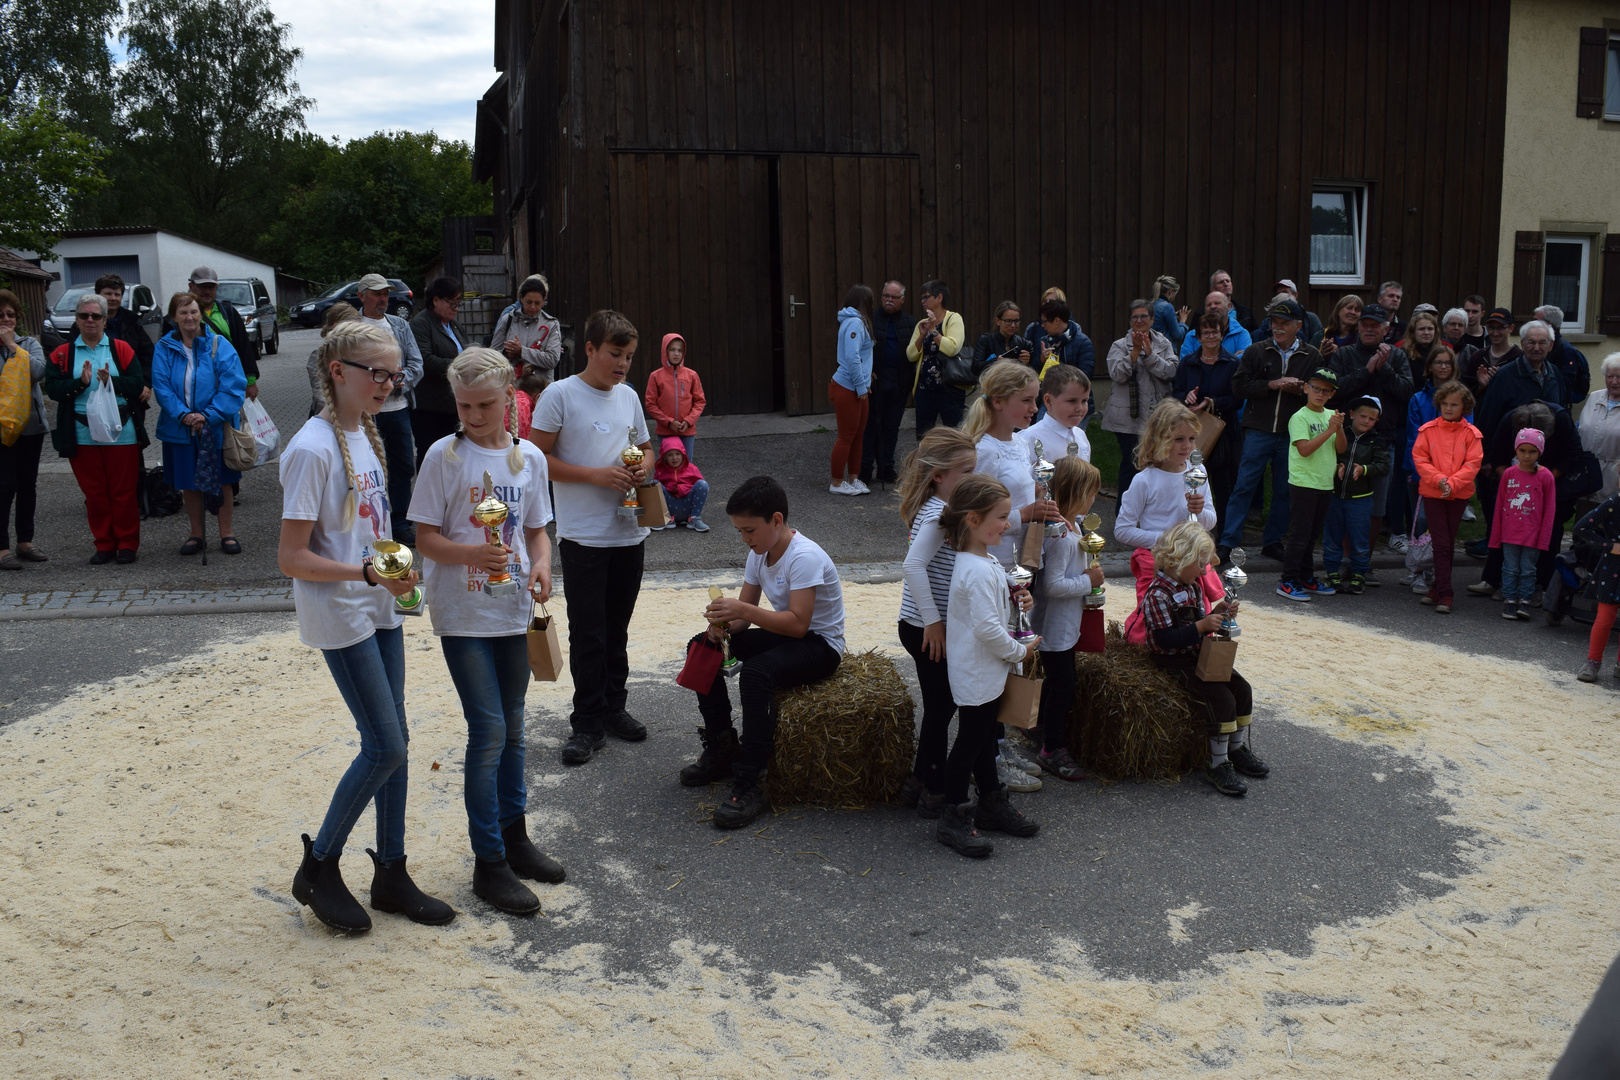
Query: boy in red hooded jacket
652 436 709 531
644 334 705 460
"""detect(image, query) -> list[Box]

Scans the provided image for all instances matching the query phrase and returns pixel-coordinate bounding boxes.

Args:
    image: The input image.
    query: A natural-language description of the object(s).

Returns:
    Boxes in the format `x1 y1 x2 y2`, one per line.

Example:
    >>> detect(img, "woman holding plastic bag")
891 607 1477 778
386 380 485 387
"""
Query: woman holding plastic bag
152 292 246 555
43 293 145 563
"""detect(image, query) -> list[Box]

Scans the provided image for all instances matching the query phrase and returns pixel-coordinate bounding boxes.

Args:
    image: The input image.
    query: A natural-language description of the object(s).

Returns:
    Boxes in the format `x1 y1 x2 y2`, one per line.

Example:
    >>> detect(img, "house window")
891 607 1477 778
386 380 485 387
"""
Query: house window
1608 34 1620 119
1543 235 1593 333
1309 184 1368 286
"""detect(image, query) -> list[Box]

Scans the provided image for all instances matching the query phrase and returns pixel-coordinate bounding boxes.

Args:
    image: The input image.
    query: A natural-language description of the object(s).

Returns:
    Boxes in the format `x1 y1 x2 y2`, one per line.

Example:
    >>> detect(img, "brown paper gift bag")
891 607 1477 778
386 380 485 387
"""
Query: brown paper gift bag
527 601 564 681
637 481 671 528
1019 521 1045 569
1194 411 1226 459
1195 636 1237 682
997 655 1044 729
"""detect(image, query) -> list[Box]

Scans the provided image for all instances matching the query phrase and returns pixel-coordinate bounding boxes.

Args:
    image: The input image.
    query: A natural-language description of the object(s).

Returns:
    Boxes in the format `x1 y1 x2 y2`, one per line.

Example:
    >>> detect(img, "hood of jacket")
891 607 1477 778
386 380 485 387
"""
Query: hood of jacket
836 306 868 333
654 434 703 494
661 332 687 369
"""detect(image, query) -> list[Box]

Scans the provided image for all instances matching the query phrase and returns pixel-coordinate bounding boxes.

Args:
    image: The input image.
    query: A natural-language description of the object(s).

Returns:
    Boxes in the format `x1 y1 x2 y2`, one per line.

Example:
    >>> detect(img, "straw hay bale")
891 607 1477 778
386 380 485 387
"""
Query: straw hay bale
768 650 915 808
1068 622 1206 780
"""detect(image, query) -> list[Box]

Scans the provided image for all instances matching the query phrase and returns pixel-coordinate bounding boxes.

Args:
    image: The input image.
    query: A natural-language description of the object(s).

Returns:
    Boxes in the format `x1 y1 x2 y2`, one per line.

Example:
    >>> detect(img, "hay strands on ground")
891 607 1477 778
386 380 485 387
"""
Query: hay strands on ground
1068 622 1206 781
768 649 915 809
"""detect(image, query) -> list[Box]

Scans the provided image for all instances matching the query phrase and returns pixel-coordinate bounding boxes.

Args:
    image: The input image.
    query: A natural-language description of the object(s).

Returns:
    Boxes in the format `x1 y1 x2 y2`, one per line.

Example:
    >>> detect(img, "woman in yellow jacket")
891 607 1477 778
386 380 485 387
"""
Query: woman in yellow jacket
908 280 969 439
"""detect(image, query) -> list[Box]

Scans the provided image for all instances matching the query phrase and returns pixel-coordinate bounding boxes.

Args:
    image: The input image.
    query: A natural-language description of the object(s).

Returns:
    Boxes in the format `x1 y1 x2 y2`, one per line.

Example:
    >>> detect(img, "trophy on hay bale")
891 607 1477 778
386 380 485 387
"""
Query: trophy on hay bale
1218 547 1247 639
617 426 646 518
1184 448 1208 522
1079 512 1107 609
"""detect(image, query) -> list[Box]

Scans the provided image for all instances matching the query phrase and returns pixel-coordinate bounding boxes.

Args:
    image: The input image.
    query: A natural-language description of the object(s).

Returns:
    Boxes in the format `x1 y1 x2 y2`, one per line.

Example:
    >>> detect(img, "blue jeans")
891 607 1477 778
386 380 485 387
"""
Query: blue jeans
666 478 709 523
1221 429 1293 549
1322 495 1373 575
678 435 695 461
1501 542 1538 603
441 634 530 861
373 408 416 535
314 626 408 862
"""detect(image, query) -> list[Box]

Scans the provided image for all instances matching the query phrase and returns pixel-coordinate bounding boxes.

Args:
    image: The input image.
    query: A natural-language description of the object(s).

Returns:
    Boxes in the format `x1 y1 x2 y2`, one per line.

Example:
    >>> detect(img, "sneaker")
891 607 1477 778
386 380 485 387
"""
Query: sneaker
1304 577 1335 595
1203 760 1248 796
89 550 116 565
1398 571 1416 587
847 478 871 495
1420 594 1437 606
998 739 1042 776
1276 580 1312 602
1037 747 1086 782
1435 602 1452 614
1322 571 1342 590
996 756 1042 792
603 709 648 741
1261 542 1286 562
1388 534 1409 553
1411 572 1433 595
1466 580 1497 597
1362 569 1380 587
650 522 675 531
713 775 770 830
115 549 138 564
829 481 857 496
1502 601 1519 620
1342 574 1365 595
560 730 606 765
973 787 1039 837
689 518 710 532
1462 503 1477 521
1229 743 1270 777
1516 602 1533 621
1578 659 1601 683
1465 539 1490 560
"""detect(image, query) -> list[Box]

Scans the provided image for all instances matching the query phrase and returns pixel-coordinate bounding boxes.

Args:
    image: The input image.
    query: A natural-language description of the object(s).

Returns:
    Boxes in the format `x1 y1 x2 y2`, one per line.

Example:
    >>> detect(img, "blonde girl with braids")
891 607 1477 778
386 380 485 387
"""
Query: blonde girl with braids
966 360 1060 573
407 347 563 914
1115 398 1221 644
277 320 453 934
894 427 978 815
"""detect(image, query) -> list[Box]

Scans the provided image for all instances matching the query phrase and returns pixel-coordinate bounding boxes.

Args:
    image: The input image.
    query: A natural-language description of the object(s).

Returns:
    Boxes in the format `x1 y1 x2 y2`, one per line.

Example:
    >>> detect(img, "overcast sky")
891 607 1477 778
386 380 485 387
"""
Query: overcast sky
272 0 497 145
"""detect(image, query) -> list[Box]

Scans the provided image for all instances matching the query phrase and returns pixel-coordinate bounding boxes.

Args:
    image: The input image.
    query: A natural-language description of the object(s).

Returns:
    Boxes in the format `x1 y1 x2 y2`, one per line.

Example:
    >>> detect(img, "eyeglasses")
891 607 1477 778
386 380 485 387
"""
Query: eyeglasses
436 297 463 309
997 316 1020 325
339 359 407 386
881 293 904 301
76 312 105 321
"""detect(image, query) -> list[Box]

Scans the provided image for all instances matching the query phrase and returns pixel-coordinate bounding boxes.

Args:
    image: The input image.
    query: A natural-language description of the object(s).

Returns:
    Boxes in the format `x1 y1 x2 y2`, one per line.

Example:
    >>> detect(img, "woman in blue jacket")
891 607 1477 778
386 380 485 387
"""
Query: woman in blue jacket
152 292 247 555
829 285 874 496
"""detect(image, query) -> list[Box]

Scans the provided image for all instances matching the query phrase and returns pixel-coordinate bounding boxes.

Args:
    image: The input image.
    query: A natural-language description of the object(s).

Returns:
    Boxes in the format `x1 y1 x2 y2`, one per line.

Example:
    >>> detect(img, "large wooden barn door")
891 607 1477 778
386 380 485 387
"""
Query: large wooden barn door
607 153 776 415
777 156 920 416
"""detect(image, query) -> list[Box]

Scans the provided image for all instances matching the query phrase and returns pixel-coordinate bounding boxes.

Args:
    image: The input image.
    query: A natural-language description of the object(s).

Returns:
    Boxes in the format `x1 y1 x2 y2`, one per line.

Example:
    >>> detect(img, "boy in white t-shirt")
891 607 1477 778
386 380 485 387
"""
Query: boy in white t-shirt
530 310 655 766
1015 364 1093 465
680 475 845 829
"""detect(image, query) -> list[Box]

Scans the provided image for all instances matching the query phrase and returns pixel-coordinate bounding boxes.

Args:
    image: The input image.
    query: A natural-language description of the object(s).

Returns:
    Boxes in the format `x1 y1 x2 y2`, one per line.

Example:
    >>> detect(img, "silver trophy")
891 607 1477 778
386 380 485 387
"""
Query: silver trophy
1065 436 1080 459
1219 547 1247 639
1032 440 1063 537
1184 448 1209 522
1006 564 1037 642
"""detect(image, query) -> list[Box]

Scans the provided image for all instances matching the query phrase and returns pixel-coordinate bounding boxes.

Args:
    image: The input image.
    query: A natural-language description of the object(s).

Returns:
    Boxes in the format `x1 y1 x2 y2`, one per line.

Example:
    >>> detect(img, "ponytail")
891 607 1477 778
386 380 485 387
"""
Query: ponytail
961 360 1038 443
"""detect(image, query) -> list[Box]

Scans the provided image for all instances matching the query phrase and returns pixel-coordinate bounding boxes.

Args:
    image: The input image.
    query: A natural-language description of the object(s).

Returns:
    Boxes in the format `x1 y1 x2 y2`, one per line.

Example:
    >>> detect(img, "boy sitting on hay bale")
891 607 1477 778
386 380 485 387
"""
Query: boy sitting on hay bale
678 475 846 828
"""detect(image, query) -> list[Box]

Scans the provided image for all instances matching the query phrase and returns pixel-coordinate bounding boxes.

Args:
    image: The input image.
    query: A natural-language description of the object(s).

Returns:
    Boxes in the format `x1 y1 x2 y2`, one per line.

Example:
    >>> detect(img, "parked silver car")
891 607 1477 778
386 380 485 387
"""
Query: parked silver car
48 283 162 342
216 277 280 354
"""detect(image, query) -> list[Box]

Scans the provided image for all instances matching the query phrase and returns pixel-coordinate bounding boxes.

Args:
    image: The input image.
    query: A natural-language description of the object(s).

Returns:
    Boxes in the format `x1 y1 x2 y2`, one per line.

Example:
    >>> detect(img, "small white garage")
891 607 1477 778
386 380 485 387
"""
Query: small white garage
25 228 278 309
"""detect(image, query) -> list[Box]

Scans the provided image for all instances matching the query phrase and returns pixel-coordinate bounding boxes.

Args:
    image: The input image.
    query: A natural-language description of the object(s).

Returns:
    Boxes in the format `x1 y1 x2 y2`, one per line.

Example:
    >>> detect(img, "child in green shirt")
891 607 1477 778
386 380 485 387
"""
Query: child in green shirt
1276 368 1346 601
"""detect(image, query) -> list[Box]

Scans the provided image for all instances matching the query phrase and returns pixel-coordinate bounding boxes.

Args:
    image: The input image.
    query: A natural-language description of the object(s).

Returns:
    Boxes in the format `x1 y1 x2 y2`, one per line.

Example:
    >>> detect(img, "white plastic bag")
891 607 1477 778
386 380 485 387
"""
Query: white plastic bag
85 375 123 443
241 397 280 465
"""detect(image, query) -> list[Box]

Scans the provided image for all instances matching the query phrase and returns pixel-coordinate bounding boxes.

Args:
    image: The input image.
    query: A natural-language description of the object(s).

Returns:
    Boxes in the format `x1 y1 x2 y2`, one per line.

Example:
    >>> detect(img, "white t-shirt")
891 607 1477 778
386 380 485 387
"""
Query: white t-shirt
1015 414 1092 465
408 434 554 638
532 375 652 547
1115 463 1218 550
279 416 404 650
975 433 1037 569
744 531 846 655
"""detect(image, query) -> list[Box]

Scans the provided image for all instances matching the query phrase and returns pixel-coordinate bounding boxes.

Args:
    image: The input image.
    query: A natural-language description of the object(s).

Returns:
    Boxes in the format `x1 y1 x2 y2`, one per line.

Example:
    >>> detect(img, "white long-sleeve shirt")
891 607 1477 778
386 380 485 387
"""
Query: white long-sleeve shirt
900 497 955 627
976 433 1036 569
947 551 1028 707
1114 462 1217 551
1014 415 1092 464
1031 523 1096 651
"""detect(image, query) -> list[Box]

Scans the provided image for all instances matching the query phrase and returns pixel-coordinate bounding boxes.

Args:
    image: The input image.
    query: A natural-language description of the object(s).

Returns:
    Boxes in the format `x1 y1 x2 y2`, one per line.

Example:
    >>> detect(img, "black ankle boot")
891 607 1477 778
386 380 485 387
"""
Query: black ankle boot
935 802 993 858
679 726 739 786
473 858 541 915
500 818 566 883
291 833 371 932
366 850 456 925
712 768 769 829
973 787 1039 837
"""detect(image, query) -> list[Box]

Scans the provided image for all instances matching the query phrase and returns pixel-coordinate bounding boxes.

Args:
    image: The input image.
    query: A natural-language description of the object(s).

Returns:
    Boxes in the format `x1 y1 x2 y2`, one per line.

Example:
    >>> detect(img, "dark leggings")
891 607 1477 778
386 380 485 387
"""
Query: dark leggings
898 620 955 789
0 431 45 550
1166 666 1253 735
942 699 1004 804
695 627 841 778
1036 649 1076 753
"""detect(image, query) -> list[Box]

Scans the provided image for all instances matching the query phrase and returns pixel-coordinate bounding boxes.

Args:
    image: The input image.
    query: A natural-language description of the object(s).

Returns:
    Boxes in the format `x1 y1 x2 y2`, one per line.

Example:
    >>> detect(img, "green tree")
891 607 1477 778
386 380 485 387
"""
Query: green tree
0 0 119 120
262 131 492 286
0 102 107 257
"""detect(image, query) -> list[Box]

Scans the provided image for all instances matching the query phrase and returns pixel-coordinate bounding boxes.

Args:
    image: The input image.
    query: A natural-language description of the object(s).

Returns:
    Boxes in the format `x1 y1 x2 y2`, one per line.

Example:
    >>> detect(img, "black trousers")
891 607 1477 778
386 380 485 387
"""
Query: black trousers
1036 649 1076 753
0 431 45 550
696 628 841 778
1283 484 1333 583
373 407 416 534
860 377 908 482
410 408 459 471
914 384 965 439
1165 666 1253 736
943 699 1004 805
898 620 956 787
558 538 644 733
1207 450 1240 545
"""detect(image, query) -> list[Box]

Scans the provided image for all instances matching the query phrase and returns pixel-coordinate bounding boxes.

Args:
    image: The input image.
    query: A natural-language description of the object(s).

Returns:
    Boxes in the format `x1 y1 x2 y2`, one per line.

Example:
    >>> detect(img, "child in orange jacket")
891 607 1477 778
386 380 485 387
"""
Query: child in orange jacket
644 334 705 461
1411 380 1483 612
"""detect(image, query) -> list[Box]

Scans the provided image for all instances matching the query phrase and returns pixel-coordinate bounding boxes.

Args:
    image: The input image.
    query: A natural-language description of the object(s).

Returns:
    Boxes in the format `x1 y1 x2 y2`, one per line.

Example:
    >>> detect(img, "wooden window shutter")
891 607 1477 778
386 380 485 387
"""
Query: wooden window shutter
1578 27 1606 118
1511 231 1545 324
1600 234 1620 335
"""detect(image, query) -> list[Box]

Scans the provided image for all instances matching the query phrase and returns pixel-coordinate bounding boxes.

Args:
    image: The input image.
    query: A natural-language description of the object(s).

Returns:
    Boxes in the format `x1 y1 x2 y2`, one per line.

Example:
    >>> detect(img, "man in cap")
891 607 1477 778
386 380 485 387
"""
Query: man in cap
170 266 260 400
1324 302 1414 559
1256 279 1323 347
356 273 425 543
1459 307 1522 397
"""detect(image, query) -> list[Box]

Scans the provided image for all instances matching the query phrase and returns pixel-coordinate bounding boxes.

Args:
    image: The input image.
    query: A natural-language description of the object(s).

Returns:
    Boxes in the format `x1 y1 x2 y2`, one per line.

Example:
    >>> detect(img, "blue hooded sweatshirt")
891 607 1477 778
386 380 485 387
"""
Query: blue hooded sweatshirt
833 306 874 397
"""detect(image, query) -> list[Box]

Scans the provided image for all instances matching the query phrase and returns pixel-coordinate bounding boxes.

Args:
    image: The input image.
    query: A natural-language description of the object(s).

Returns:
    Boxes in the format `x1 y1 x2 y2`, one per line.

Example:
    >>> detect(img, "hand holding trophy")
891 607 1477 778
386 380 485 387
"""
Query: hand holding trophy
1079 512 1107 608
1219 548 1247 639
708 585 742 678
617 426 646 518
473 469 520 598
371 540 424 616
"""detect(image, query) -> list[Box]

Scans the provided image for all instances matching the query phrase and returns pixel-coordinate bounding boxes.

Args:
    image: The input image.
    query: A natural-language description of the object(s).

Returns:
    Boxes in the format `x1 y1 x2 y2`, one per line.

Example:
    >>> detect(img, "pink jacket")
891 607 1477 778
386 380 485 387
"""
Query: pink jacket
1489 463 1557 550
654 435 704 498
644 333 706 437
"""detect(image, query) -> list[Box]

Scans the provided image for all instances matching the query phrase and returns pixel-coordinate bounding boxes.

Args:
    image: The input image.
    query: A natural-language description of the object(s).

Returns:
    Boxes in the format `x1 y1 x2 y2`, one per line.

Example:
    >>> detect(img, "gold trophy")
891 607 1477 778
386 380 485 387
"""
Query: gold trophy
1079 512 1107 609
709 585 742 678
472 469 520 598
371 539 423 616
617 426 646 518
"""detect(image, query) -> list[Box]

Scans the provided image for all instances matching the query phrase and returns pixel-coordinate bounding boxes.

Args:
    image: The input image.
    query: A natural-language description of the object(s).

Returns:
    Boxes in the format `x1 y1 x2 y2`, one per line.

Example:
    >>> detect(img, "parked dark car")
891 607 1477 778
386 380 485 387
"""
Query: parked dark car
48 283 162 342
290 278 414 327
216 277 280 354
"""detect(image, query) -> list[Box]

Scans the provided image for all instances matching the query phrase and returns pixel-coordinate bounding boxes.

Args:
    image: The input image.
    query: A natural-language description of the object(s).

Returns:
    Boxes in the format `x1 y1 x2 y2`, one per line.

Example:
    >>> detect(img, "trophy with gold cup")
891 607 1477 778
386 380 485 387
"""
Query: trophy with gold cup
1079 512 1107 609
473 470 520 598
708 585 742 678
617 426 646 518
371 539 424 616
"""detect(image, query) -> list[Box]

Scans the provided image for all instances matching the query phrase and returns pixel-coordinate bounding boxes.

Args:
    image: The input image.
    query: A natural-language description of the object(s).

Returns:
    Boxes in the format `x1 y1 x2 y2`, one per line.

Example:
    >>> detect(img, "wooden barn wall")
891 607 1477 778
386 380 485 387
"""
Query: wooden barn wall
509 0 1510 413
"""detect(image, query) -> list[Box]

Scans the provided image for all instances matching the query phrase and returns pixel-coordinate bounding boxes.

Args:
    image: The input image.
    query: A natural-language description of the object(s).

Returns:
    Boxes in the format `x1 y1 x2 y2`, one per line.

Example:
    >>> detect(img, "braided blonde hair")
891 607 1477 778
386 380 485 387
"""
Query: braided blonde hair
446 347 525 474
314 321 397 530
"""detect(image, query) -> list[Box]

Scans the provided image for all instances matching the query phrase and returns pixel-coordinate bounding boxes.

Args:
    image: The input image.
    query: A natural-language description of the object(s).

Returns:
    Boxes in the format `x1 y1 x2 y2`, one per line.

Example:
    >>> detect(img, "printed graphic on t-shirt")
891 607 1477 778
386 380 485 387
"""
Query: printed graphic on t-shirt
355 465 389 541
461 480 526 592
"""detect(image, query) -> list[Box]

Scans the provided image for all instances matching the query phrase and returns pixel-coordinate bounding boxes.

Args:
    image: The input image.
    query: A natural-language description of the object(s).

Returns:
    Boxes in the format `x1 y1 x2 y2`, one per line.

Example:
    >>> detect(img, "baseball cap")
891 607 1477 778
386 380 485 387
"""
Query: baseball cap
1349 395 1382 413
358 273 391 292
1268 298 1306 323
188 266 219 285
1515 428 1546 454
1308 368 1339 386
1272 278 1298 294
1359 302 1391 323
1485 306 1513 326
1412 303 1438 316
